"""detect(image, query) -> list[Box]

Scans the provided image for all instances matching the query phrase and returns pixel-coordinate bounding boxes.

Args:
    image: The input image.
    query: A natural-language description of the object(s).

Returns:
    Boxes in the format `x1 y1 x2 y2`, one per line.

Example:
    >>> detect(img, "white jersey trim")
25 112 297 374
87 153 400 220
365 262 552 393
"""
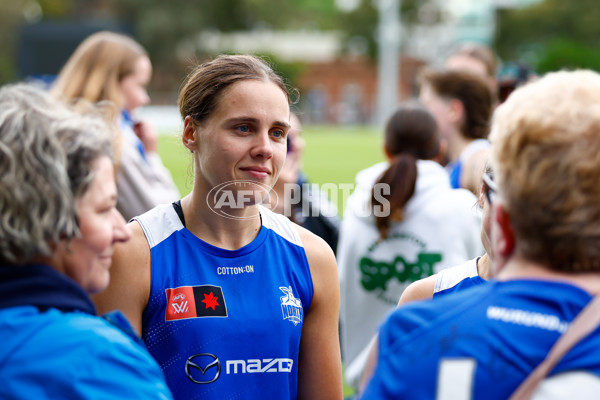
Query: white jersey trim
434 258 479 294
459 138 490 162
532 372 600 400
133 203 184 248
134 203 303 249
258 205 303 248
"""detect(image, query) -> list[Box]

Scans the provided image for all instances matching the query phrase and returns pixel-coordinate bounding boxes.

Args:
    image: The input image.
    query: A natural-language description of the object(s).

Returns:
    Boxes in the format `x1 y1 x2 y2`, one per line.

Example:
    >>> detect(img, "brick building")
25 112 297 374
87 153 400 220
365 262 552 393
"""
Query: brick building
297 56 426 124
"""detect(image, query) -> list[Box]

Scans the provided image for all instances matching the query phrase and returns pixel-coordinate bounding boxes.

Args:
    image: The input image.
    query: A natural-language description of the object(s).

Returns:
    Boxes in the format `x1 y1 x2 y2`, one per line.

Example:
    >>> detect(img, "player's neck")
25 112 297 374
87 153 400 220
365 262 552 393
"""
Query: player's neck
447 134 472 163
477 253 491 280
269 180 287 214
497 256 600 296
181 193 262 250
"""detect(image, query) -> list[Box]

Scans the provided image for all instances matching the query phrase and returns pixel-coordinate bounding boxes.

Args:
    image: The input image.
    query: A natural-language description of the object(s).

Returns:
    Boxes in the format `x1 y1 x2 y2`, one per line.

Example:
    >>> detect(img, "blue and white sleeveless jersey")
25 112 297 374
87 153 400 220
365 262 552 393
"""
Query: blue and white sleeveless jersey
447 138 490 189
134 204 313 400
433 257 486 298
363 280 600 399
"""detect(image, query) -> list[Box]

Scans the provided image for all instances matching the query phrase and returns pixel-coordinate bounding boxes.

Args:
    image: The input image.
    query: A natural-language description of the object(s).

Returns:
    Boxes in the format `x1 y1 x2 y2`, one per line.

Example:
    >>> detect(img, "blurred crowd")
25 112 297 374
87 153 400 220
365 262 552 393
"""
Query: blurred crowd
4 29 600 400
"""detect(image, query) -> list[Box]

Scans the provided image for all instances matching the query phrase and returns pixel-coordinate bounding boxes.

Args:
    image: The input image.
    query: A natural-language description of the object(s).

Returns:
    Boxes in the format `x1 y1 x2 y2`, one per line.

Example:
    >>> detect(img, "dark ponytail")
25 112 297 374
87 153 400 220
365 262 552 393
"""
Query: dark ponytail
372 102 440 239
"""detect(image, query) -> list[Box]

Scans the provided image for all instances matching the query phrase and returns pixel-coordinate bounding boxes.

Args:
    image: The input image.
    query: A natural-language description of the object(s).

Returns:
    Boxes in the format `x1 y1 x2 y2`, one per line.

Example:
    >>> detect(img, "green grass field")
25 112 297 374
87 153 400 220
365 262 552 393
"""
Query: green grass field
157 133 194 194
158 125 385 216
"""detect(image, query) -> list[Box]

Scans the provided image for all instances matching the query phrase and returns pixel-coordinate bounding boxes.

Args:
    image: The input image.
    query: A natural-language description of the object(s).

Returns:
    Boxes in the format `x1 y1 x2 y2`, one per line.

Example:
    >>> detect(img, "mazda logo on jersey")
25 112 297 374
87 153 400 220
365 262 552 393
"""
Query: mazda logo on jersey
185 353 221 384
185 353 294 385
165 285 228 321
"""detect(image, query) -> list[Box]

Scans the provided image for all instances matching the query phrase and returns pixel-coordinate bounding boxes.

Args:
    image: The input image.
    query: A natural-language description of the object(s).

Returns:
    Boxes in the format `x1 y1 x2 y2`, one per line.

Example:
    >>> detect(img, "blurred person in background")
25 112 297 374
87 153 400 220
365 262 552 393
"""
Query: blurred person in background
337 102 483 392
419 68 493 196
445 42 499 105
0 83 172 399
357 164 495 395
269 112 340 254
52 30 180 221
362 70 600 400
397 164 494 305
93 55 343 400
497 61 538 103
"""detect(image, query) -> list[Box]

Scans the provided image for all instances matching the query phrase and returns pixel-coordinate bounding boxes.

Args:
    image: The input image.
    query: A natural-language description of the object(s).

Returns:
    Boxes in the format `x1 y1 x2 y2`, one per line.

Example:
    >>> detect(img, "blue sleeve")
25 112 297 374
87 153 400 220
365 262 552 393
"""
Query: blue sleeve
364 284 499 399
378 299 440 350
75 320 172 399
14 315 174 399
362 301 440 399
448 161 462 189
74 329 173 399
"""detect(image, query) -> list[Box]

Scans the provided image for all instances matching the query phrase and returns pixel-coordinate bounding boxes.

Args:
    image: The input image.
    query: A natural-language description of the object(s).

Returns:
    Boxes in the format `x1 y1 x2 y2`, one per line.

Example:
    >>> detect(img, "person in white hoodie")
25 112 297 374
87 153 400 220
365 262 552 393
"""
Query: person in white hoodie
337 102 484 391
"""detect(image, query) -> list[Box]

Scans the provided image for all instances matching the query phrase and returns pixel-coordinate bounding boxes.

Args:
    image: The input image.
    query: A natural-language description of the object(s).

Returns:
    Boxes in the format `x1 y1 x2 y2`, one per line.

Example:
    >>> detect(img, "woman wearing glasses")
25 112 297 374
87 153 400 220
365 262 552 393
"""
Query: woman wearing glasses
357 165 495 395
396 165 494 304
361 68 600 400
338 102 484 391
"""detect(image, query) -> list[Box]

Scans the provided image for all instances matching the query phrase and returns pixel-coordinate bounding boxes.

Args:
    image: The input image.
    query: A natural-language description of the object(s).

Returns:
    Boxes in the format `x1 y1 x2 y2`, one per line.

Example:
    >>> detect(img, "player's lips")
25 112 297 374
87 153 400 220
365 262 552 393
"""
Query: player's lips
240 166 271 178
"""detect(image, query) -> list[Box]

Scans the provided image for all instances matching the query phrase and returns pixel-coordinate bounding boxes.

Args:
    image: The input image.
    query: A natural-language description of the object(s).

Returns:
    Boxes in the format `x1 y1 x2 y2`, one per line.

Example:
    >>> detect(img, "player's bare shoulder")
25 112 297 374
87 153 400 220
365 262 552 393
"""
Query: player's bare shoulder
294 223 337 272
93 220 151 333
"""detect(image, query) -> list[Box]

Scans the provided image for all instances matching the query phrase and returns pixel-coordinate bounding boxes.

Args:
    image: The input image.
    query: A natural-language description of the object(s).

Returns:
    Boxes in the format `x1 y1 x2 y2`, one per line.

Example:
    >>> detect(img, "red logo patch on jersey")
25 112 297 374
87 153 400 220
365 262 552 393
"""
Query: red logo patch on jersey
165 285 228 321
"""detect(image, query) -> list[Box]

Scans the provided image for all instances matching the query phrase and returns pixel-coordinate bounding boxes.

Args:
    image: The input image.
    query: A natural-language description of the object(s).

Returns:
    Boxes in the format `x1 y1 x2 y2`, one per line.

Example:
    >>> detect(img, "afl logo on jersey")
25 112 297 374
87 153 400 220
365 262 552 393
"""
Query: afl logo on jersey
165 285 228 321
279 286 303 326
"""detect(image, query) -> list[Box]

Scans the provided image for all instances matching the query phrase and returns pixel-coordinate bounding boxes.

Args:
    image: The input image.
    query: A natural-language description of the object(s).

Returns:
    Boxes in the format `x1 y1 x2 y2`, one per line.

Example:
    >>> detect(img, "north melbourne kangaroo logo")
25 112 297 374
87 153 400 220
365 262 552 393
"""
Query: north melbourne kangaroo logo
280 286 303 326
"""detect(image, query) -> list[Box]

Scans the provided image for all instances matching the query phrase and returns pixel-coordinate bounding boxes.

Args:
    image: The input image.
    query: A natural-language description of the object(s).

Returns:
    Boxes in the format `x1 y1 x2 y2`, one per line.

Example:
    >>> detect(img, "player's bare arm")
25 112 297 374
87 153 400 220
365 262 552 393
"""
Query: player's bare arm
296 226 343 400
93 221 151 334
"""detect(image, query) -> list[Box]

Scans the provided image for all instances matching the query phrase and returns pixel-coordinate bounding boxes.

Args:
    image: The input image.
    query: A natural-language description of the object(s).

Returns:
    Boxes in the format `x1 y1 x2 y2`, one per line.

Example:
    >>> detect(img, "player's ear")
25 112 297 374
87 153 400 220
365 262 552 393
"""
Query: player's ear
448 98 464 125
478 183 486 209
490 202 515 274
383 144 393 161
183 116 198 152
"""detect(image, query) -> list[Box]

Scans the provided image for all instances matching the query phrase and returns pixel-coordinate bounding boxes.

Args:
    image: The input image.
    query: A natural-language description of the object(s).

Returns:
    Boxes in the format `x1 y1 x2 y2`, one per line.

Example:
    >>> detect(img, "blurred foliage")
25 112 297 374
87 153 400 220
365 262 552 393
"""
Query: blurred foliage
0 2 22 84
1 0 423 87
536 39 600 73
255 53 307 99
338 1 378 59
0 0 98 83
337 0 425 60
494 0 600 72
108 0 420 90
106 0 343 92
38 0 70 16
